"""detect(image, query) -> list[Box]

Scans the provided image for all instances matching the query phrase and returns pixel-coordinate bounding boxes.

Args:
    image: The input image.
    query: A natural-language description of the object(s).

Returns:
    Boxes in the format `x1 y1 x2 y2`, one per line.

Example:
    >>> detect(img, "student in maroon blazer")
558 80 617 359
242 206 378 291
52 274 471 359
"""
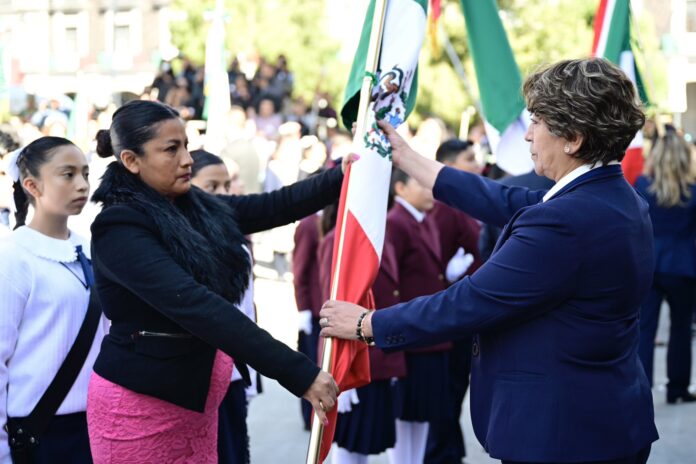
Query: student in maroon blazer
317 208 406 462
430 139 484 277
425 139 484 464
386 168 452 464
292 211 323 430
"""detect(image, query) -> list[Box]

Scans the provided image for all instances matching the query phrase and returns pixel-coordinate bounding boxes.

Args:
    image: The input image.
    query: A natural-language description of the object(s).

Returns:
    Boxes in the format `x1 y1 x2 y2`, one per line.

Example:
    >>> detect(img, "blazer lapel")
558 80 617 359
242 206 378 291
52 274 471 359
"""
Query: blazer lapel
491 165 624 256
491 207 529 255
549 164 624 201
380 241 400 284
393 202 442 265
420 217 443 264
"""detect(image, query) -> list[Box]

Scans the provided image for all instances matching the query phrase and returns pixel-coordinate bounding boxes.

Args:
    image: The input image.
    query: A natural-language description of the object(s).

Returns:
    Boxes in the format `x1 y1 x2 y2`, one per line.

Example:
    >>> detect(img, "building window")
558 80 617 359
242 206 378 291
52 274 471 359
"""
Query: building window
114 25 130 54
688 0 696 33
65 26 78 55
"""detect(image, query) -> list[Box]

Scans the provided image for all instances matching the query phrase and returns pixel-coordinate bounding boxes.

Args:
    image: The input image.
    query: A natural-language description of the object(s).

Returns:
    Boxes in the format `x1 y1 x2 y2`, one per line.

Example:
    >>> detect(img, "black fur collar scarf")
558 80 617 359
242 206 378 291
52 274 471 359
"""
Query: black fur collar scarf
92 161 250 304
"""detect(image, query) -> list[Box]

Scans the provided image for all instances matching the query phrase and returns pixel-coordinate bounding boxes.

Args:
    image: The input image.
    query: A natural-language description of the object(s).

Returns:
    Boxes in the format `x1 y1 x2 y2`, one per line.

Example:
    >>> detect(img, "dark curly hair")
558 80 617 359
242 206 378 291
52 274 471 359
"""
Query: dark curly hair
523 58 645 165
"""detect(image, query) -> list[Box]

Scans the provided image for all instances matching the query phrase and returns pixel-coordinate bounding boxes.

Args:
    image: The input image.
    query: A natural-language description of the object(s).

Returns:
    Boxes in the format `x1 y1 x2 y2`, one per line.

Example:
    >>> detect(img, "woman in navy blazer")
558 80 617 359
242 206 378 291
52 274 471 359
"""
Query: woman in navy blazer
635 129 696 404
320 58 658 464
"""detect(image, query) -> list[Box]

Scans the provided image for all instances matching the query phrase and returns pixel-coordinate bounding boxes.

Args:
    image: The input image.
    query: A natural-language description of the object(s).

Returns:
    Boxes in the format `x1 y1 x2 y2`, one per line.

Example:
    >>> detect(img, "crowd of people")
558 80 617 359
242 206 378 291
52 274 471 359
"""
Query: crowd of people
0 54 693 464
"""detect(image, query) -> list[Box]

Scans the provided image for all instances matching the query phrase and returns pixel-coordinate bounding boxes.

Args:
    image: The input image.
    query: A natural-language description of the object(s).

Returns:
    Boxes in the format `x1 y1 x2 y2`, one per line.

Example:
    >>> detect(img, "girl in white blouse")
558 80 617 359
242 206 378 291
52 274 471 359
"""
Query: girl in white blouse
0 136 108 464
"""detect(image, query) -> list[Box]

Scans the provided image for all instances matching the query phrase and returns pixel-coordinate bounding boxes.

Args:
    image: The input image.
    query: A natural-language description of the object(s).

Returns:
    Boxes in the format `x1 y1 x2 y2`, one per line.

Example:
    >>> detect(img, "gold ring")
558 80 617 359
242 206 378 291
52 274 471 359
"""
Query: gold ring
320 317 329 327
319 400 325 411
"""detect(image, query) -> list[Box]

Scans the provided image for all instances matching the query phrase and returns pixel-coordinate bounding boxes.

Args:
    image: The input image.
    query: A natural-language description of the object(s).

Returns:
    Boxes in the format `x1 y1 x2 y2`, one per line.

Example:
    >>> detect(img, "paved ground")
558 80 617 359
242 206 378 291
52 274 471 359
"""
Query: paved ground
247 262 696 463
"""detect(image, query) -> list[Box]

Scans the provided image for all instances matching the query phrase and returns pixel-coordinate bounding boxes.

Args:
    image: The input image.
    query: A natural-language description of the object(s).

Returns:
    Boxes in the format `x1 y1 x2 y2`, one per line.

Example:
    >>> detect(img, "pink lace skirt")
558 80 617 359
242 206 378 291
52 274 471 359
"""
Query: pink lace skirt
87 350 233 464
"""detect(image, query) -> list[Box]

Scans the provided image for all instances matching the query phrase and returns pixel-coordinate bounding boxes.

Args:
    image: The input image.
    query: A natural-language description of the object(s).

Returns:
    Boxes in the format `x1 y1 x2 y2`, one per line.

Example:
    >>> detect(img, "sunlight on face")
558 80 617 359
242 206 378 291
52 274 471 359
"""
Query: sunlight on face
31 145 90 217
136 119 193 199
396 176 434 213
452 148 482 175
525 115 569 181
191 163 231 195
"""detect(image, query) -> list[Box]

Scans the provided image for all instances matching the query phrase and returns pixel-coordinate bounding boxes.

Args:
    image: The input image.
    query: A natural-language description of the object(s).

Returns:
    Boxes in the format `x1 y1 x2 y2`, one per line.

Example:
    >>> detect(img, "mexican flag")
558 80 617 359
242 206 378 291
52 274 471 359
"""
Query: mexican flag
322 0 426 461
460 0 532 176
340 0 426 129
592 0 647 185
202 4 231 155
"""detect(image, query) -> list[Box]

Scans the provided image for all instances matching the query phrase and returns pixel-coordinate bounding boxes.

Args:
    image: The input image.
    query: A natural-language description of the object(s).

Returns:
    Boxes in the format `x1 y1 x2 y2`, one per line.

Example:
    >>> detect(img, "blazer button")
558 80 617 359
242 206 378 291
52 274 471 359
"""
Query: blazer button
393 290 400 297
438 274 444 281
472 342 480 357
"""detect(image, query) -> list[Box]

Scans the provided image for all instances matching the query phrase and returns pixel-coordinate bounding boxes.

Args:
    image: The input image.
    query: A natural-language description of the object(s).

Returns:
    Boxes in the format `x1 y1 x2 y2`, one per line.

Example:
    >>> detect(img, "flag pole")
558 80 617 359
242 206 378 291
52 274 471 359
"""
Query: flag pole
305 0 389 462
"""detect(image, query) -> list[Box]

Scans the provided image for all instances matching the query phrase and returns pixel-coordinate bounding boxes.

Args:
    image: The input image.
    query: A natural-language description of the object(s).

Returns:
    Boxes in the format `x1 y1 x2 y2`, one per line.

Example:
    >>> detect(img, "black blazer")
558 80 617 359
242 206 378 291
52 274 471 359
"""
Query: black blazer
91 167 343 411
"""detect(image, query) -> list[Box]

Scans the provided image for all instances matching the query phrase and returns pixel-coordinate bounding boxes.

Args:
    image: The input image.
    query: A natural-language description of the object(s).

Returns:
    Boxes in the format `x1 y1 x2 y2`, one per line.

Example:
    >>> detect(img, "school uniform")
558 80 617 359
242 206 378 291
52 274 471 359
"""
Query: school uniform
382 198 452 464
0 226 108 464
218 245 259 464
425 201 483 463
318 230 406 457
292 213 323 429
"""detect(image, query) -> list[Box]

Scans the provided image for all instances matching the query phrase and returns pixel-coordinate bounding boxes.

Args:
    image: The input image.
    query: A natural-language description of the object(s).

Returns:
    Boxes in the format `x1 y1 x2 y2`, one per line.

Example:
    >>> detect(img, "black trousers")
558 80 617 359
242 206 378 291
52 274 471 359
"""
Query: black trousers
298 317 321 429
424 337 472 464
217 380 249 464
20 412 92 464
638 273 696 392
502 445 651 464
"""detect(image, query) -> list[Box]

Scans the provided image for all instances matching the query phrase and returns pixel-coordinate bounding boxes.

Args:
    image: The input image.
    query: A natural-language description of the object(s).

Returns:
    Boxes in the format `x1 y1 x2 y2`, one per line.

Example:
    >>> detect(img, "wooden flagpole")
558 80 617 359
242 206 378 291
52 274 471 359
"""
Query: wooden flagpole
305 0 389 462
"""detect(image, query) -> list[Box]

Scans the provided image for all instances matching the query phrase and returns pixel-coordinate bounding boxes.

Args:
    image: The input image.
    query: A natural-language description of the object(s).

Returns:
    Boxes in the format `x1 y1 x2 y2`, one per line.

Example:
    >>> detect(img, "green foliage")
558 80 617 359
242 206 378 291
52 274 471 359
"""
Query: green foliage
169 0 347 104
501 0 597 75
169 0 666 129
631 12 668 110
402 0 600 129
412 1 474 129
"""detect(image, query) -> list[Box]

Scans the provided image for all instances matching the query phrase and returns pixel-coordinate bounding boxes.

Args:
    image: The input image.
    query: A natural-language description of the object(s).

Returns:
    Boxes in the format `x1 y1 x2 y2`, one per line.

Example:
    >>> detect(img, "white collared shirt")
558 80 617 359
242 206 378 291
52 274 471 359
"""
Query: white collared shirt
231 245 258 398
395 196 426 223
542 161 620 202
0 227 109 463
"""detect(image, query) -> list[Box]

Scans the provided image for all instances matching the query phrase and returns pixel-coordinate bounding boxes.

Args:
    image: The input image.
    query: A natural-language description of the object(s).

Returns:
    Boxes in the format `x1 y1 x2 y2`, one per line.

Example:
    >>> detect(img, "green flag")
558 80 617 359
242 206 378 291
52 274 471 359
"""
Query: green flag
460 0 532 175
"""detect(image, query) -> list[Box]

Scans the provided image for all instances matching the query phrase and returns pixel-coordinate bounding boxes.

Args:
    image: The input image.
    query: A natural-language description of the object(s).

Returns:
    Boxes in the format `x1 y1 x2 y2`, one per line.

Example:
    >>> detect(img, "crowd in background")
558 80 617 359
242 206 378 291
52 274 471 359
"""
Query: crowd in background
0 52 695 464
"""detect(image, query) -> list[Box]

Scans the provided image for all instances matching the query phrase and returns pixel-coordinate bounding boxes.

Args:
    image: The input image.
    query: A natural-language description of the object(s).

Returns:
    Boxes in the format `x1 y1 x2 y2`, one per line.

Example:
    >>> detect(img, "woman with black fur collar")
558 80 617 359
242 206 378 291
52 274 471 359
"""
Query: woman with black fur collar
86 100 345 463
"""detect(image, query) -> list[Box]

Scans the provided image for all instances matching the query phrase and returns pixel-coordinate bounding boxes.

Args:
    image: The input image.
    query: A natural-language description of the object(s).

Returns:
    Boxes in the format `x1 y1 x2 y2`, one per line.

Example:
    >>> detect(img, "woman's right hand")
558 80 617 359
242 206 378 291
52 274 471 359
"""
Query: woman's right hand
375 120 418 168
302 370 339 426
352 119 443 189
351 120 417 168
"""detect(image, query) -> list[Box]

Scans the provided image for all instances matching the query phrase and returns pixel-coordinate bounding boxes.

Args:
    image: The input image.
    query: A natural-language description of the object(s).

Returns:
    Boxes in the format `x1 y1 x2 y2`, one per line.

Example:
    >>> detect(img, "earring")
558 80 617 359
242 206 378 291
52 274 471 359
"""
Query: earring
564 144 571 154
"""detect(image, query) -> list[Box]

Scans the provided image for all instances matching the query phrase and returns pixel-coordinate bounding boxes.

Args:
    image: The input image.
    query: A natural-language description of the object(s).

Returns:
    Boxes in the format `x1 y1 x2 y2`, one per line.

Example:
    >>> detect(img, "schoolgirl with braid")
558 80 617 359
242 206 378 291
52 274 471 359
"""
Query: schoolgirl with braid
0 136 108 463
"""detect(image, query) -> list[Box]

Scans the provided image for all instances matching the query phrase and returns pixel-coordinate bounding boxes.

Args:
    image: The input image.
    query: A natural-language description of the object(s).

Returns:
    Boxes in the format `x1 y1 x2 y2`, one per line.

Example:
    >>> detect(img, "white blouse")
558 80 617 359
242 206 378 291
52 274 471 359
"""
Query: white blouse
0 227 108 463
232 246 258 398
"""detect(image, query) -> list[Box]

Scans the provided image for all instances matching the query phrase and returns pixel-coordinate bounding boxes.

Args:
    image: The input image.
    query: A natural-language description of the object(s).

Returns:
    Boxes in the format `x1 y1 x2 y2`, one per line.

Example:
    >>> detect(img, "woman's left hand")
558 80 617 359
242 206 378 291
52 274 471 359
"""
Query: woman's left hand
341 152 360 174
319 300 366 339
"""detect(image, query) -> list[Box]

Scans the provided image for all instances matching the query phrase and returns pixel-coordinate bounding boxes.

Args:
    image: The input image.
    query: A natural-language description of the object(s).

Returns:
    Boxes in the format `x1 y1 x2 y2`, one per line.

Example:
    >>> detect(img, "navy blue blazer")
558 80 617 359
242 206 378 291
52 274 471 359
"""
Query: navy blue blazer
372 165 658 462
634 176 696 278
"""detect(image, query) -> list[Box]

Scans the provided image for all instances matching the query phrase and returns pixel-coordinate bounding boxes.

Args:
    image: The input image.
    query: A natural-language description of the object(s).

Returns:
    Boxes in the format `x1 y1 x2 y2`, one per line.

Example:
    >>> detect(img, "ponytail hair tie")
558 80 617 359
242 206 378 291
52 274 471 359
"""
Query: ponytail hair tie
5 147 24 213
5 147 23 183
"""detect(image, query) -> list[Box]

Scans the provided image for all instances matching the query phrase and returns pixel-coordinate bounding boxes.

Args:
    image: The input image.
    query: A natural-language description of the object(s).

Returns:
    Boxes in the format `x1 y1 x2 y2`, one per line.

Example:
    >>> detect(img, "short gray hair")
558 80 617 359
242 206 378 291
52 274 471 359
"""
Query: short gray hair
523 58 645 165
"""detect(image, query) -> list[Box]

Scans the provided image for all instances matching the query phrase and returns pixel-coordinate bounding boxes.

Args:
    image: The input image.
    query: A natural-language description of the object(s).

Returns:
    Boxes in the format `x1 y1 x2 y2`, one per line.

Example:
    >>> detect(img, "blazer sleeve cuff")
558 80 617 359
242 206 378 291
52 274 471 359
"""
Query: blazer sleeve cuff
276 354 321 398
371 305 408 353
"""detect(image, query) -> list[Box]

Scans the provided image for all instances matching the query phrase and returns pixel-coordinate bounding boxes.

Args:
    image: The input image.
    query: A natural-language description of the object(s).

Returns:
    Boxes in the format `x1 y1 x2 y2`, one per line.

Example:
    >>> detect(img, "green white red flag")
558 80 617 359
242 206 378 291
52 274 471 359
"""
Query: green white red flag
459 0 532 176
321 0 427 461
592 0 647 185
